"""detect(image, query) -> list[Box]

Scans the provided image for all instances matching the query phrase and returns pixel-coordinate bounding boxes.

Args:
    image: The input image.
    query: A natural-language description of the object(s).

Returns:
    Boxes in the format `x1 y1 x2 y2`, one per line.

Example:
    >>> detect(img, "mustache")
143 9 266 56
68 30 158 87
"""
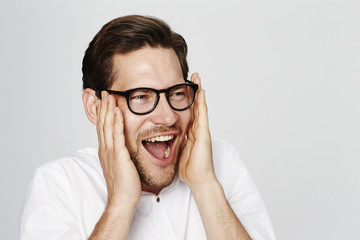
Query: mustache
137 125 182 140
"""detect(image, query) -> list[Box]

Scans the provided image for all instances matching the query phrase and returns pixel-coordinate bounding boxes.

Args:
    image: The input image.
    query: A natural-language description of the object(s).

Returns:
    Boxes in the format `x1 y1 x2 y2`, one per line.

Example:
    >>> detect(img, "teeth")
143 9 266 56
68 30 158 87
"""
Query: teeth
145 135 174 143
164 145 171 158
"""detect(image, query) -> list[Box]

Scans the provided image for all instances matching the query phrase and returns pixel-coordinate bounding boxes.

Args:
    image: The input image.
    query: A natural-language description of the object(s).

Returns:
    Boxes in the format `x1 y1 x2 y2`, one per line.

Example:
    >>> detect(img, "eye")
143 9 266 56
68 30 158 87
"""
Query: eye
171 91 186 97
169 86 190 100
129 89 156 105
131 94 150 100
130 94 152 103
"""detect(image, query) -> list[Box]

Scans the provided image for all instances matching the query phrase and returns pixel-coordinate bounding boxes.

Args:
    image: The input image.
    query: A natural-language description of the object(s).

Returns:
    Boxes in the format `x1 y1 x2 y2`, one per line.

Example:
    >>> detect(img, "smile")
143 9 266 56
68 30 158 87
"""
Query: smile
142 134 177 164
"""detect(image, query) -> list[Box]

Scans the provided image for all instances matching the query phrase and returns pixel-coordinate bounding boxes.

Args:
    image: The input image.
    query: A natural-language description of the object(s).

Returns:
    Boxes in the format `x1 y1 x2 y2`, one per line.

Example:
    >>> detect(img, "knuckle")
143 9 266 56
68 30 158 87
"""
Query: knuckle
103 120 112 131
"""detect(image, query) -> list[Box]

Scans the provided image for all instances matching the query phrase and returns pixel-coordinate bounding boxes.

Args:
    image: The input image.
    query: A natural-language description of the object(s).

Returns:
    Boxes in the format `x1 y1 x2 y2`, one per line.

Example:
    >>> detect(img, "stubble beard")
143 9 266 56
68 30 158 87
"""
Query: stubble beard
129 126 183 190
129 148 178 189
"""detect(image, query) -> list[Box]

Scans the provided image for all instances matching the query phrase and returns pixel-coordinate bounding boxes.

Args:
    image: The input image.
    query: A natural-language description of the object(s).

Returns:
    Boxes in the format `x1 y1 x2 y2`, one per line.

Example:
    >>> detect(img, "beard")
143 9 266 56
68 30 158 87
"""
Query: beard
129 126 183 190
130 149 177 189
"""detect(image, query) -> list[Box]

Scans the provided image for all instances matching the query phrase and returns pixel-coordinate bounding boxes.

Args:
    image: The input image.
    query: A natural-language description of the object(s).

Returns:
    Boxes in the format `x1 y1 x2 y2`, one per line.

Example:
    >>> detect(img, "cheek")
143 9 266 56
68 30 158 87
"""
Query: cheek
179 110 192 131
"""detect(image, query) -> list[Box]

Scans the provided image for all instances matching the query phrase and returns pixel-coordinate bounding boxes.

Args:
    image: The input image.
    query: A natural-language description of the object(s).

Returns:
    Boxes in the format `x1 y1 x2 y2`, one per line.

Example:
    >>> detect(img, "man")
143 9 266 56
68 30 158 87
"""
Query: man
20 15 275 239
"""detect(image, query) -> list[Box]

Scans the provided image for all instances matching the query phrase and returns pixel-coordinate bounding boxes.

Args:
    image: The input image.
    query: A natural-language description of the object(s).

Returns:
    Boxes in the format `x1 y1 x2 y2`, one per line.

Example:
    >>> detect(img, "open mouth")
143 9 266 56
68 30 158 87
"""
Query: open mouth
142 135 176 162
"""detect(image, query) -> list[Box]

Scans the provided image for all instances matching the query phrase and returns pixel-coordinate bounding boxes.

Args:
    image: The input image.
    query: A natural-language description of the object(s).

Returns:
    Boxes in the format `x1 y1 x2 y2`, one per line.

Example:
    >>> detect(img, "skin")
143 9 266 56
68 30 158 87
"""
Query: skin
109 47 190 194
82 46 251 239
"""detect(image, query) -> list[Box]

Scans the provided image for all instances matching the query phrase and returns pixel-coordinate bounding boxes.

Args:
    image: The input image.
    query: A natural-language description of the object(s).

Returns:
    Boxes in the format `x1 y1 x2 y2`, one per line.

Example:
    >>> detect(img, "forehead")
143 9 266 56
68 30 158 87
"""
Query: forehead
111 46 183 90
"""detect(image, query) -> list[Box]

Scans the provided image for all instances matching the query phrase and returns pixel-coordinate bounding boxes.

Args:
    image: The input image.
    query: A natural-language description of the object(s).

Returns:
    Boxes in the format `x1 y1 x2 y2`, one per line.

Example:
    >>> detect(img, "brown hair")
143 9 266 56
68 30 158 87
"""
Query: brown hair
82 15 188 96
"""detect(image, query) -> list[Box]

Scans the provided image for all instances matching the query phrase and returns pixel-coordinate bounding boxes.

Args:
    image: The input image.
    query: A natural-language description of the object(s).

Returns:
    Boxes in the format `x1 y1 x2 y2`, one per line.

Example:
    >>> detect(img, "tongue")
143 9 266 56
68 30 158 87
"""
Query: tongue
143 141 168 159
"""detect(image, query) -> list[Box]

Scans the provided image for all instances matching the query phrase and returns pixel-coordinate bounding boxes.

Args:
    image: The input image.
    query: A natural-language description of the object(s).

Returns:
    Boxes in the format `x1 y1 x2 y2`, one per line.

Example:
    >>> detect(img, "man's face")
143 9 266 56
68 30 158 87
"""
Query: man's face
111 46 191 192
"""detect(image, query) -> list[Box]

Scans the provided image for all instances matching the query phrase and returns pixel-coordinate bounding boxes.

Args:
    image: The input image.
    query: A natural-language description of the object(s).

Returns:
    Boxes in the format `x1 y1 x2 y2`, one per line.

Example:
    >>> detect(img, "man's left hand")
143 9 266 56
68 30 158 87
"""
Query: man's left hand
178 73 217 188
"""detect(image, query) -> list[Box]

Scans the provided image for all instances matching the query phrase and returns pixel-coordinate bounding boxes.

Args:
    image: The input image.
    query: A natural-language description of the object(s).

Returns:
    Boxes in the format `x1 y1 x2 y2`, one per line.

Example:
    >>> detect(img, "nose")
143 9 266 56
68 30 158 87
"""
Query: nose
149 93 179 126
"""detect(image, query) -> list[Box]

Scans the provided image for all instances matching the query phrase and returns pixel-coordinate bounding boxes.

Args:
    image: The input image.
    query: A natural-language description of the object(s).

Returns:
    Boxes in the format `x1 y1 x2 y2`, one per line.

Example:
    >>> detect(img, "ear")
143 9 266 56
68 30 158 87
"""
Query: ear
82 88 98 125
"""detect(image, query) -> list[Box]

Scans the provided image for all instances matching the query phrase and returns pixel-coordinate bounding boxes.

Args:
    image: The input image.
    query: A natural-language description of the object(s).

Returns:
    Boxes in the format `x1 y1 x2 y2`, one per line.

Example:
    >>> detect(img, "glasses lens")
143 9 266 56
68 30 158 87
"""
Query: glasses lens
169 85 195 110
129 89 157 114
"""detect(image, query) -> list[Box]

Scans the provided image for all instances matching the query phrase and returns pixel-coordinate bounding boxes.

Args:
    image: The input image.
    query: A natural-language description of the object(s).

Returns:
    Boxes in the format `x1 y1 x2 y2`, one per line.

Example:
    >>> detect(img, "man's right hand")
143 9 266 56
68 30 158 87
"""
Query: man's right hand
89 91 141 239
96 91 141 207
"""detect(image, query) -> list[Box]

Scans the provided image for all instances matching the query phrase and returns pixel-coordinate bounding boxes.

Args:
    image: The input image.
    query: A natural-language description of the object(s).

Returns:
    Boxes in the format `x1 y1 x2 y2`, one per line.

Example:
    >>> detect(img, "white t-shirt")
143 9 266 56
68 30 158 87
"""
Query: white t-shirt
20 139 276 239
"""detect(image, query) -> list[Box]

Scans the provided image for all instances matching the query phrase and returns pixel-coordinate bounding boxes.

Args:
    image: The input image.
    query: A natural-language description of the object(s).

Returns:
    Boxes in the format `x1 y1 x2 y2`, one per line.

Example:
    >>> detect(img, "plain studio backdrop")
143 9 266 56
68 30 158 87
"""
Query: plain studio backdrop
1 0 359 239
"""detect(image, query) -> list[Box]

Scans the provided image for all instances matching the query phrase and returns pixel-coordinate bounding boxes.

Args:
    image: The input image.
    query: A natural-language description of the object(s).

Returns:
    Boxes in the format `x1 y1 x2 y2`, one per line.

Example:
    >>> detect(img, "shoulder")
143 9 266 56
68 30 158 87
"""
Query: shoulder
212 138 240 159
24 147 104 208
37 147 100 173
211 139 277 240
33 147 102 186
20 148 102 239
211 138 247 174
211 139 253 196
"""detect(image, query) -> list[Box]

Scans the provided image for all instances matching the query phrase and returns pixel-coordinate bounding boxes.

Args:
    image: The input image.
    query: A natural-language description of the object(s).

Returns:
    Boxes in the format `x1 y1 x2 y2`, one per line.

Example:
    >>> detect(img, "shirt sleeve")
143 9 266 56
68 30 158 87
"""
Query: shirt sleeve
20 165 84 240
212 139 277 240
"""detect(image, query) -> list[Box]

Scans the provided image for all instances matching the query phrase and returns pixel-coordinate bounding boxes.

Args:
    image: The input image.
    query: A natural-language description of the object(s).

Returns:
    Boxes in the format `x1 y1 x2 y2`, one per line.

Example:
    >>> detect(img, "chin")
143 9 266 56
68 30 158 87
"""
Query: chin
130 145 179 190
128 125 186 191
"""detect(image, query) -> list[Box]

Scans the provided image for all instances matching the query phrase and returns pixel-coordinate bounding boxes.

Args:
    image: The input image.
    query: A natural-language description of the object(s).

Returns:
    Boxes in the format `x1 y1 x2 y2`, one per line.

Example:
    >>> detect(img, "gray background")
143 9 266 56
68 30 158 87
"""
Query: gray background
1 0 359 239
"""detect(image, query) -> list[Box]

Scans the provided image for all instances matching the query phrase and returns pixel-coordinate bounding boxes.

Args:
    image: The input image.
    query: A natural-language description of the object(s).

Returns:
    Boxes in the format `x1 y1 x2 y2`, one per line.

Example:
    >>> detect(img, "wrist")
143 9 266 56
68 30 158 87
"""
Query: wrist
102 202 137 225
108 189 141 205
188 177 223 197
106 196 139 216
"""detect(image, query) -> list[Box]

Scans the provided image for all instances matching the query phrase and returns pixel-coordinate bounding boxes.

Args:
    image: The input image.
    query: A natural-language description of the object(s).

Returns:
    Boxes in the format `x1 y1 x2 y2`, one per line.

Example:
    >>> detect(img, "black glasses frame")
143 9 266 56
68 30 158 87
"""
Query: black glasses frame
96 80 199 115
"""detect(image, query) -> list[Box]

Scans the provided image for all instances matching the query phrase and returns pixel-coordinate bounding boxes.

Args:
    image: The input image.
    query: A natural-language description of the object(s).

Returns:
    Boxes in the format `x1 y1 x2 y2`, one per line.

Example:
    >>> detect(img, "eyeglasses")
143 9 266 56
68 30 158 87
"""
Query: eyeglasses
97 80 198 115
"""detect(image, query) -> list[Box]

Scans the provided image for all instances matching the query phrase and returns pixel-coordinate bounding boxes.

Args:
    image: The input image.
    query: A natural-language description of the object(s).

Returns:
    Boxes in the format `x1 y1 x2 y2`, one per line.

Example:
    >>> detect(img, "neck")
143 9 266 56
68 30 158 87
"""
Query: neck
141 183 162 196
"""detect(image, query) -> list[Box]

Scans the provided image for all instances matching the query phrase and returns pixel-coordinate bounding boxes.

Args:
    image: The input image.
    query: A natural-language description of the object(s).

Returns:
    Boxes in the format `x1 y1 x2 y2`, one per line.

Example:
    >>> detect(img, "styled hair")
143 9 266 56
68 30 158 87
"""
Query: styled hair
82 15 188 97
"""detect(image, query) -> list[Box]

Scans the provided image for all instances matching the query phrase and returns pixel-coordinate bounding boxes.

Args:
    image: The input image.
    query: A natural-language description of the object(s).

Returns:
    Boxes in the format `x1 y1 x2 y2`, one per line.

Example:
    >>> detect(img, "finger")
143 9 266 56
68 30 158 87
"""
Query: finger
190 72 199 82
95 99 103 145
103 94 116 150
196 89 209 131
192 74 202 117
96 92 108 148
192 76 202 120
187 75 202 139
191 73 201 89
191 74 209 136
113 107 129 158
99 91 109 124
